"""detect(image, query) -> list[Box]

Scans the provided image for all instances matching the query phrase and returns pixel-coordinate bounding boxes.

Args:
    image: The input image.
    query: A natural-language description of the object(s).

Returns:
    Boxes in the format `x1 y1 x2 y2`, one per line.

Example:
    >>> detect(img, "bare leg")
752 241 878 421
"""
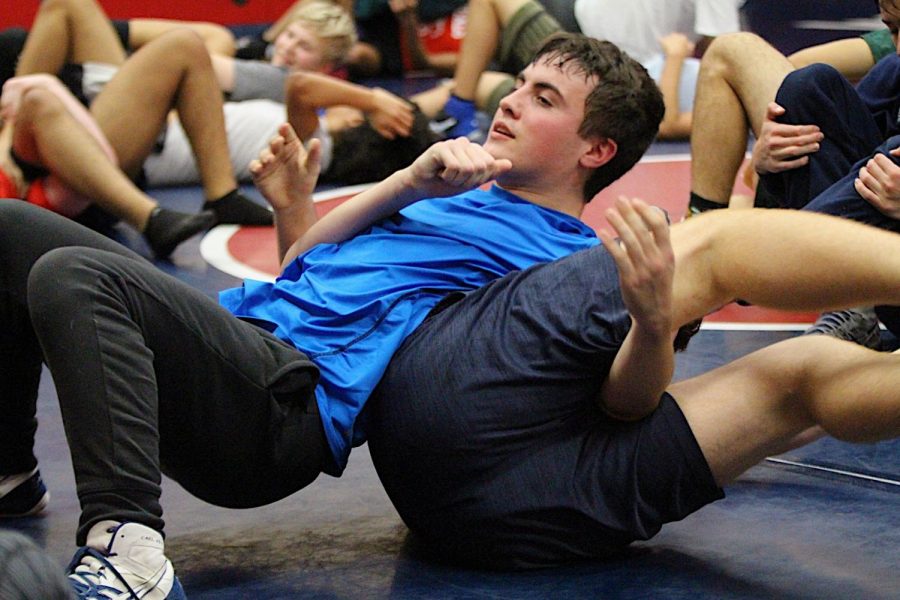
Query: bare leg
452 0 527 100
690 33 794 206
15 0 125 76
670 207 900 327
127 18 236 56
13 86 214 257
88 30 235 199
671 335 900 485
14 87 154 229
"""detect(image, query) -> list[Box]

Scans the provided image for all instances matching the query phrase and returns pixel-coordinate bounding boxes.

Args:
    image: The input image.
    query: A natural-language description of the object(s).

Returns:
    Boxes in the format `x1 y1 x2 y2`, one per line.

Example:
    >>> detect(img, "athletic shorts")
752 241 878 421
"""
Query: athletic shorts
366 244 724 569
862 28 896 64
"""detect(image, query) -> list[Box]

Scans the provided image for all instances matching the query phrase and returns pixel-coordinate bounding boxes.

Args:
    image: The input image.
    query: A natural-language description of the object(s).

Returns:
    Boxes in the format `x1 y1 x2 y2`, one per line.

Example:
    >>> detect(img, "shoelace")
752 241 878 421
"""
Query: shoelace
67 547 141 599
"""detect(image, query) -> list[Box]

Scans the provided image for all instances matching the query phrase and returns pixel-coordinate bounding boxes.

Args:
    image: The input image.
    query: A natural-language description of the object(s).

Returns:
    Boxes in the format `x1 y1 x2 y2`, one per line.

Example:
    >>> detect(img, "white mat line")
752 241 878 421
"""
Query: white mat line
764 457 900 487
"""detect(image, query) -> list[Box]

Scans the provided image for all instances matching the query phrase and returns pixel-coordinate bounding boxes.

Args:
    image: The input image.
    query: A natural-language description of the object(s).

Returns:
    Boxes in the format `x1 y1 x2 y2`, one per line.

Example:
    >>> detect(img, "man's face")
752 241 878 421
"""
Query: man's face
483 58 598 185
880 1 900 52
271 22 328 72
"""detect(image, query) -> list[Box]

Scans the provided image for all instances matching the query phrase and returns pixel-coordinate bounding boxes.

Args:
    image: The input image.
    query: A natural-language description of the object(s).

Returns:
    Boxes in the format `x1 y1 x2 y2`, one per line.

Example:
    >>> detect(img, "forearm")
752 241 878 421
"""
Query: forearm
281 167 420 265
657 54 691 139
598 320 674 420
274 198 319 265
286 71 380 113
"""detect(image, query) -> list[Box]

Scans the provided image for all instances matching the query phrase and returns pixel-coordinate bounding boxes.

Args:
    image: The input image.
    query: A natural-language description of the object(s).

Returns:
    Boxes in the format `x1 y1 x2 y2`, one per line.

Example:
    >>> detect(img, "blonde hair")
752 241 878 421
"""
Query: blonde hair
265 1 357 65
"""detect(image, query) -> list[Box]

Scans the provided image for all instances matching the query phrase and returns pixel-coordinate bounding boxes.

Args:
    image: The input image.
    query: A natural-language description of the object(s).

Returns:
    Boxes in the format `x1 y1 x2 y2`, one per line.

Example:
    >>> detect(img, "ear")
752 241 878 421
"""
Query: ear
579 138 617 169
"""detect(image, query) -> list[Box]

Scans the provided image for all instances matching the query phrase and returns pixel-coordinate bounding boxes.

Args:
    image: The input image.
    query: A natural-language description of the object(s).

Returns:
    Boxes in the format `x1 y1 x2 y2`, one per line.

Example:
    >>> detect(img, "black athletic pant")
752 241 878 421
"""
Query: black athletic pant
0 201 327 545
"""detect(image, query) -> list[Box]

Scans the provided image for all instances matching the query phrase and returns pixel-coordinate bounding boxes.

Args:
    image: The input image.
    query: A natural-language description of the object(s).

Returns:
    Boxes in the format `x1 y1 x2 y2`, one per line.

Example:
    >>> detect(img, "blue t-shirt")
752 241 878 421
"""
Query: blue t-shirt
219 185 598 472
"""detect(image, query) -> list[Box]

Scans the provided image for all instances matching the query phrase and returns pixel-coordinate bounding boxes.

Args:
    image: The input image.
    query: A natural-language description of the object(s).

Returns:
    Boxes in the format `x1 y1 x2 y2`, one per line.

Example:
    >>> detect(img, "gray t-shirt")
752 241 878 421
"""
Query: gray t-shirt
230 60 289 103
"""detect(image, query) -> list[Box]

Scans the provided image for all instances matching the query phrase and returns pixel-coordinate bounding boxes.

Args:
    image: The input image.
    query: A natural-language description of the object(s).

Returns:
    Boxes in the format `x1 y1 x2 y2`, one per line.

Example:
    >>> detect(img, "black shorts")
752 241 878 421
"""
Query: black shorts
367 245 724 569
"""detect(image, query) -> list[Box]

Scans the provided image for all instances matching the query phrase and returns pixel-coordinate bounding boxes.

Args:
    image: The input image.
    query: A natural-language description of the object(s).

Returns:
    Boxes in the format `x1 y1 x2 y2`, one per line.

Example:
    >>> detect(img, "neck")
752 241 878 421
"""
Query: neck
497 181 586 220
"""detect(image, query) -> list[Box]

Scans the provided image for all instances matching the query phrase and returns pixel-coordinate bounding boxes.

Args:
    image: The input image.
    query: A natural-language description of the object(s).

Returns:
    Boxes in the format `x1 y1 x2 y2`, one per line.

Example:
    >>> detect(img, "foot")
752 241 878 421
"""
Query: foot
804 306 882 350
203 190 273 227
144 208 217 260
67 522 186 599
443 94 479 139
0 468 49 517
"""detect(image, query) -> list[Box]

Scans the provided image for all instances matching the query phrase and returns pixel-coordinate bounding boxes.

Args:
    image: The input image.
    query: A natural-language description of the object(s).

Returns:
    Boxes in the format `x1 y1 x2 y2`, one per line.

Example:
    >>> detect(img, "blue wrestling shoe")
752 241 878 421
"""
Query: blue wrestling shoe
0 468 49 517
442 94 479 139
67 522 186 599
804 306 882 350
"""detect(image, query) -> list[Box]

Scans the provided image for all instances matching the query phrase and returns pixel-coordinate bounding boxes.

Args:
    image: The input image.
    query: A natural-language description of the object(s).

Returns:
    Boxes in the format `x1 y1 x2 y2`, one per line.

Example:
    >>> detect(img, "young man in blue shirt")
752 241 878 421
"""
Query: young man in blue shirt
0 33 660 598
3 32 900 597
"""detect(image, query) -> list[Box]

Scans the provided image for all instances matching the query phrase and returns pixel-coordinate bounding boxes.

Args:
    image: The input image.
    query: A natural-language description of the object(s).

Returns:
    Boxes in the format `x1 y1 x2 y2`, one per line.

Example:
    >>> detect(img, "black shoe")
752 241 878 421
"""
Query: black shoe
804 306 882 350
144 208 216 259
0 469 49 517
203 190 273 226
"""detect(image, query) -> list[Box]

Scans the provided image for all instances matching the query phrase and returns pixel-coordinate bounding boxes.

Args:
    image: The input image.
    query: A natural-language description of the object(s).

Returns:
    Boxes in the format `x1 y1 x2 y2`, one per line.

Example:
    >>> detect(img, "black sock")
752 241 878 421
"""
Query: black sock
687 192 727 217
203 189 273 226
143 207 216 260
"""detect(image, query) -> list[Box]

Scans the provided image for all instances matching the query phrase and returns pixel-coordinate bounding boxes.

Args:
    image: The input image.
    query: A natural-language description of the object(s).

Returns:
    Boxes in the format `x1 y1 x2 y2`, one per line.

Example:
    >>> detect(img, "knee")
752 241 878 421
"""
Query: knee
35 0 74 15
152 28 209 66
777 63 844 107
16 85 65 124
27 247 110 316
702 32 769 78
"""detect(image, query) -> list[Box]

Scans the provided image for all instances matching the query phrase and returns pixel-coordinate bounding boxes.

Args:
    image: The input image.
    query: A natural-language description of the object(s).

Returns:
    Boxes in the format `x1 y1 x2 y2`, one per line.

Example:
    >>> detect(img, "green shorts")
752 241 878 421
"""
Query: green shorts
498 0 563 74
861 29 895 63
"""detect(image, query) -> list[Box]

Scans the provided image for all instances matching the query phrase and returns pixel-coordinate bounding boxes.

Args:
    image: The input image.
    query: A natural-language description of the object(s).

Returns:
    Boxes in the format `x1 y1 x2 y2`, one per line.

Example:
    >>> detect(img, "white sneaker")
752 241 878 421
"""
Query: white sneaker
66 522 186 599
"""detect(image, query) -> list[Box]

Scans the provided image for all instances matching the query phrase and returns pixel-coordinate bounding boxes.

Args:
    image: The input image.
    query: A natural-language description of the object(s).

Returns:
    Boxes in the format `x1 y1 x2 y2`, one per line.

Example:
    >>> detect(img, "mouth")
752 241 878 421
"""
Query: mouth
490 121 514 139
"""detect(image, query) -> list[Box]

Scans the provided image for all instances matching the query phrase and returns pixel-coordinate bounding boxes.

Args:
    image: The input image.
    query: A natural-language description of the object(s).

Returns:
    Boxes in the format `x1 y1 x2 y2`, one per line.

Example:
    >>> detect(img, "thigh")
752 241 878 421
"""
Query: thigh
89 34 195 174
28 246 325 507
0 200 134 303
668 336 821 487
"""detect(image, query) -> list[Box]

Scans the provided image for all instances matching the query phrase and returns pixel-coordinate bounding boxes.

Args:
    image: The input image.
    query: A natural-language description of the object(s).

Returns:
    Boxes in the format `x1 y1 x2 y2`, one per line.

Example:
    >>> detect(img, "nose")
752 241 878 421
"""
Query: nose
498 86 522 117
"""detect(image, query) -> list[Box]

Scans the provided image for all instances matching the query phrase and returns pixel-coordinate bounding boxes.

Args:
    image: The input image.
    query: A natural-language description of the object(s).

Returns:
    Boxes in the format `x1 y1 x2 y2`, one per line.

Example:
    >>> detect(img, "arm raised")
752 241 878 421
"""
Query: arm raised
595 197 676 421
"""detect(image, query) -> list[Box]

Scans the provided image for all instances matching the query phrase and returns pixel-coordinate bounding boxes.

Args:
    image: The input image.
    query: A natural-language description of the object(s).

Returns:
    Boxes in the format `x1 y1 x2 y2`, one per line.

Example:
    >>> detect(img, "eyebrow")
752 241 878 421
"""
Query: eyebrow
515 72 566 104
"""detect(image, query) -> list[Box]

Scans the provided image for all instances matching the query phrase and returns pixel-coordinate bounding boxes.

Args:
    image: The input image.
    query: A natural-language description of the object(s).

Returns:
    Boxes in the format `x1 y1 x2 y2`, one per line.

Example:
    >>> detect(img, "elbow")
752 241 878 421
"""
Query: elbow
286 71 313 97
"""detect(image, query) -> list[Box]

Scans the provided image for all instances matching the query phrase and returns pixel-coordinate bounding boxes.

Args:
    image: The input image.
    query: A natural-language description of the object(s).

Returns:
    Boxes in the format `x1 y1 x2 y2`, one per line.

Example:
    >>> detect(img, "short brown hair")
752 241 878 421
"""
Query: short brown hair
532 34 664 201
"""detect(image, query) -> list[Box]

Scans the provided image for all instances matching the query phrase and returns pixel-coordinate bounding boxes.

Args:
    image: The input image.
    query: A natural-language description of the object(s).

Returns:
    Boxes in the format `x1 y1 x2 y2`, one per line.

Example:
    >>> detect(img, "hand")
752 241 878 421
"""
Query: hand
250 123 321 211
402 137 512 199
854 146 900 218
324 106 365 132
368 88 414 139
752 102 824 175
596 197 674 337
659 33 694 59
